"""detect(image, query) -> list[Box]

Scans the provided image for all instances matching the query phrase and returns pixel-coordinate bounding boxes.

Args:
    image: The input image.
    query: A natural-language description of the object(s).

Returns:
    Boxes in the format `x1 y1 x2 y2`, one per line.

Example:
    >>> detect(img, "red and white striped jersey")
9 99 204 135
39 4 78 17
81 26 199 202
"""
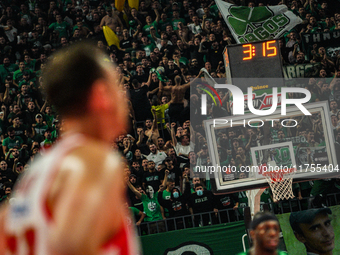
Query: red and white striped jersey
4 134 140 255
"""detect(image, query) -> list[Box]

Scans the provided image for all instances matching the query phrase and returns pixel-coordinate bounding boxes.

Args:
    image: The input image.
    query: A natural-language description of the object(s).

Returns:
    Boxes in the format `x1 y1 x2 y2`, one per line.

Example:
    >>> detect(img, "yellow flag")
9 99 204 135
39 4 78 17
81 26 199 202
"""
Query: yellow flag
115 0 126 11
128 0 139 10
103 26 120 49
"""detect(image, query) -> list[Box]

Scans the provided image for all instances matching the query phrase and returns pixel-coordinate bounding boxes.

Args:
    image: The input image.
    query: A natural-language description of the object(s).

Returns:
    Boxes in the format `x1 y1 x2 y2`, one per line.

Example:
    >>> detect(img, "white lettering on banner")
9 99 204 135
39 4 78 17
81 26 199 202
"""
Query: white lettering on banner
313 33 321 42
323 32 331 40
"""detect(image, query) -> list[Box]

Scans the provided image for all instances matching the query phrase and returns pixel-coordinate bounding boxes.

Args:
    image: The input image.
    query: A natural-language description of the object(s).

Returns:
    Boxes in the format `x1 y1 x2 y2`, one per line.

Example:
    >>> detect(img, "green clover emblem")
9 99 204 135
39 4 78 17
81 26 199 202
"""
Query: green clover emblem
228 6 273 35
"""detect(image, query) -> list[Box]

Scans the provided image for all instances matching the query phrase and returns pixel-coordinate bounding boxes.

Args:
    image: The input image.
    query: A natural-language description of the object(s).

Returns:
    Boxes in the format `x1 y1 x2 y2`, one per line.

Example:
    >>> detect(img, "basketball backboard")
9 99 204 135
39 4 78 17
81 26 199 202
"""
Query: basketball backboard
203 101 339 194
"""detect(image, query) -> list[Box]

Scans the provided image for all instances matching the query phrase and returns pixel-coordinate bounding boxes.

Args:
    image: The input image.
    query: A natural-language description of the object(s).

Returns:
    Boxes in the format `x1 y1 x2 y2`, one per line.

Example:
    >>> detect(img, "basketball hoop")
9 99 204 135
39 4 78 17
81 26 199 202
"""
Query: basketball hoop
262 168 296 202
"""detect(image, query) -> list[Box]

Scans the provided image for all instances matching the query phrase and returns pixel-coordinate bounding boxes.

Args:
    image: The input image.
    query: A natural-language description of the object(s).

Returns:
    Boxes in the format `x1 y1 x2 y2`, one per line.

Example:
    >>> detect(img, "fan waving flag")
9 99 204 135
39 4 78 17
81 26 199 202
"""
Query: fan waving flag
215 0 302 43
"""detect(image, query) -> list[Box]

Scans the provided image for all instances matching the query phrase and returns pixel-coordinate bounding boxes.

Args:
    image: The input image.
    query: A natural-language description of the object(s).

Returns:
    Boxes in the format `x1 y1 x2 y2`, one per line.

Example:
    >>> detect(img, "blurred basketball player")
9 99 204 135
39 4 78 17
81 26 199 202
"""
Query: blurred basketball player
237 211 286 255
0 43 140 254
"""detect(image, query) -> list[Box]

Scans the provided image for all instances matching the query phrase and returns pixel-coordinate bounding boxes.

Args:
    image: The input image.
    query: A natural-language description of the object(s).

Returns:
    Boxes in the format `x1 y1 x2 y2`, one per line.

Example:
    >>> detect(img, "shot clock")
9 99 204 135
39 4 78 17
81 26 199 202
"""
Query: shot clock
223 39 284 92
242 40 277 60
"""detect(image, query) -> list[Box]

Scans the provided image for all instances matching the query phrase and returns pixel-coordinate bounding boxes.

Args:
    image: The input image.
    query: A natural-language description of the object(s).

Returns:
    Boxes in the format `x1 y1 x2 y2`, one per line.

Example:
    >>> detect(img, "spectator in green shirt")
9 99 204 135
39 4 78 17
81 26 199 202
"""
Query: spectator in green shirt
18 71 36 91
24 54 37 71
127 180 166 234
143 13 160 38
48 14 70 39
140 34 156 57
2 127 24 155
13 61 33 86
33 113 49 136
51 119 60 141
172 10 186 30
158 13 172 32
0 57 18 84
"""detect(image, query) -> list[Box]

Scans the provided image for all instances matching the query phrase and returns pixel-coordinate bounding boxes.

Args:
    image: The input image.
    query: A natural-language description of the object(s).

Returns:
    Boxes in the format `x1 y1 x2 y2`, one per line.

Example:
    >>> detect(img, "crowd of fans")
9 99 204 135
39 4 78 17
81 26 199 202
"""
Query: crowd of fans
0 0 339 234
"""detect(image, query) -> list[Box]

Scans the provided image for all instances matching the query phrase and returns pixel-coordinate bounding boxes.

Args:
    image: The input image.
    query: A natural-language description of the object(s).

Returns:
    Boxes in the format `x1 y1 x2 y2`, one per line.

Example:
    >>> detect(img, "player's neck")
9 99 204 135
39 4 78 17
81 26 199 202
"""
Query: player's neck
61 117 110 145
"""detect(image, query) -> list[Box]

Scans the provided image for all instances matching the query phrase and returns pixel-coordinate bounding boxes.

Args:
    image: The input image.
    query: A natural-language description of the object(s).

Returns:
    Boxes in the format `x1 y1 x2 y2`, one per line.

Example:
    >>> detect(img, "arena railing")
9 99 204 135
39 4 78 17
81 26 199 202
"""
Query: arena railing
135 192 340 235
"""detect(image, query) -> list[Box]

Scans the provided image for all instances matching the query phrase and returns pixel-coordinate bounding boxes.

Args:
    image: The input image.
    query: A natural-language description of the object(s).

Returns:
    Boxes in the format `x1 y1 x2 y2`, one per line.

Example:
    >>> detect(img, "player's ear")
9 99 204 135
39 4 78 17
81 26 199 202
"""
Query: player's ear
89 80 111 111
294 231 306 243
249 229 255 241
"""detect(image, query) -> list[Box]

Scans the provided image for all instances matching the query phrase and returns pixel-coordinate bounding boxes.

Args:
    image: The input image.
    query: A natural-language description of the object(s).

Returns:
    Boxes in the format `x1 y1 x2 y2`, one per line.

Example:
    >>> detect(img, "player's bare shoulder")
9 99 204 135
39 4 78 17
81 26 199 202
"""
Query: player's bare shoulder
47 138 125 211
59 138 123 186
44 138 127 254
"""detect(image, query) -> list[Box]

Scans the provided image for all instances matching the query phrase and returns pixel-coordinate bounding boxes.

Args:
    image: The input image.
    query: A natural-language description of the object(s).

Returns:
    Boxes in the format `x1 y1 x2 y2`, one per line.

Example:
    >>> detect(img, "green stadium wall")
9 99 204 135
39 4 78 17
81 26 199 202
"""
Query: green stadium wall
140 221 247 255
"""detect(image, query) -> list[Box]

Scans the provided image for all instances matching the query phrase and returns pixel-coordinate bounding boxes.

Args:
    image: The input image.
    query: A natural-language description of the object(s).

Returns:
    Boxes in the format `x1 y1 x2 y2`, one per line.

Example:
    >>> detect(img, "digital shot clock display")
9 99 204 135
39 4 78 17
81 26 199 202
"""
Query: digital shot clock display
223 39 284 92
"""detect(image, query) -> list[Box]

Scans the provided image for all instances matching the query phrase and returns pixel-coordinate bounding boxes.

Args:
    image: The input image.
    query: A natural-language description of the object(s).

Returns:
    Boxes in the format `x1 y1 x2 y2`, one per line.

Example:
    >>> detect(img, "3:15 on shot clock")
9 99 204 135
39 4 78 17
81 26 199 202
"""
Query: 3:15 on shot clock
223 39 284 91
242 40 277 60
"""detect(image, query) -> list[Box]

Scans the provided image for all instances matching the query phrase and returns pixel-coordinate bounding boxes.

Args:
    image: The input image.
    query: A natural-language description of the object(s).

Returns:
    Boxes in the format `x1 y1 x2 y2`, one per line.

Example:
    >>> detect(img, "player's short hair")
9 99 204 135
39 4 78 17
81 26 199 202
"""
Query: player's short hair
251 211 279 230
44 42 108 116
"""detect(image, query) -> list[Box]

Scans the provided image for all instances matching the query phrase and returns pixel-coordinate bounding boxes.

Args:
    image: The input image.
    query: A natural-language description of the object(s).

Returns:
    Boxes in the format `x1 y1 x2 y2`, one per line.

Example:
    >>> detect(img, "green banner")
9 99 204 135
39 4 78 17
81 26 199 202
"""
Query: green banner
141 221 247 255
301 31 340 60
215 0 302 44
283 63 321 80
277 205 340 255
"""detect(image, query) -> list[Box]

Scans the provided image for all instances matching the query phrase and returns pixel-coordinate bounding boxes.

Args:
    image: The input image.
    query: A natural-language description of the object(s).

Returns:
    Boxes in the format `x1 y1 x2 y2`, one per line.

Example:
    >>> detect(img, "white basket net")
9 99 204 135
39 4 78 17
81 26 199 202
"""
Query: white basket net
263 168 296 202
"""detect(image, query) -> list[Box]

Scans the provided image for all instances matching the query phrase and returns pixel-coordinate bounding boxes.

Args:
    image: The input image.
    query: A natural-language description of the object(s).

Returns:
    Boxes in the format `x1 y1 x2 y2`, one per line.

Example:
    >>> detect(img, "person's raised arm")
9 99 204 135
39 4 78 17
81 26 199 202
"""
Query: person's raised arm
150 27 158 42
160 205 166 219
329 71 339 91
157 80 163 99
324 54 335 68
5 148 13 161
202 16 207 32
182 174 191 199
198 36 208 53
17 94 22 109
146 72 152 87
12 157 19 173
3 85 10 105
127 180 142 199
190 124 195 145
40 100 47 113
154 9 160 23
136 128 144 147
171 122 177 147
123 139 132 155
182 70 203 91
148 109 160 146
309 0 315 13
162 169 169 187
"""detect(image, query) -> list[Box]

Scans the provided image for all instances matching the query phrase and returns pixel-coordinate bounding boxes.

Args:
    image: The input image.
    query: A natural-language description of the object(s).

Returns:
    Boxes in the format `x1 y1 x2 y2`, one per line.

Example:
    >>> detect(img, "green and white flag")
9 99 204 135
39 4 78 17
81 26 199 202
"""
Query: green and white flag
215 0 302 43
